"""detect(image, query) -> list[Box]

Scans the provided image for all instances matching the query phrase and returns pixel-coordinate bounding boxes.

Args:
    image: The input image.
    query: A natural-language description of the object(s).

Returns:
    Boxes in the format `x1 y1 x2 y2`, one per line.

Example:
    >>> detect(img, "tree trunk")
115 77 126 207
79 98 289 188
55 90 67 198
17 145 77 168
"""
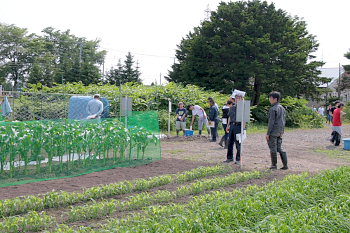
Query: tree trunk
252 75 261 106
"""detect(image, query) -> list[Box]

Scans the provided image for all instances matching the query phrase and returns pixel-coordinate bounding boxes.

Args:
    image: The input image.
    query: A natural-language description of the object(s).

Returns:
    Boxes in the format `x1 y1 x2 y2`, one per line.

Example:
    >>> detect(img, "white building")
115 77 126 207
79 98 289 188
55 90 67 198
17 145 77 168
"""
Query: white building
307 67 347 107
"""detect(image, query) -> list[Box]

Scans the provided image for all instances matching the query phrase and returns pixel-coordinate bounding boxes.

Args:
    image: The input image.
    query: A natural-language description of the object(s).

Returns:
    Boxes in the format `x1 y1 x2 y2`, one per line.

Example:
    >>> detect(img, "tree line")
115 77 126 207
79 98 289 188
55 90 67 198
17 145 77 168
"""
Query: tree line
0 23 141 89
166 0 332 105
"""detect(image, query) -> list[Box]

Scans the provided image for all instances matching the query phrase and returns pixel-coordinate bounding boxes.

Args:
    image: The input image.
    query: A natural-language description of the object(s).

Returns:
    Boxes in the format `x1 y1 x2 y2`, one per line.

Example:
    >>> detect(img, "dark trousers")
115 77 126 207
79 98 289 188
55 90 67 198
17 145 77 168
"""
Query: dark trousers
222 123 229 140
226 124 241 161
267 135 283 153
210 120 219 141
331 131 341 146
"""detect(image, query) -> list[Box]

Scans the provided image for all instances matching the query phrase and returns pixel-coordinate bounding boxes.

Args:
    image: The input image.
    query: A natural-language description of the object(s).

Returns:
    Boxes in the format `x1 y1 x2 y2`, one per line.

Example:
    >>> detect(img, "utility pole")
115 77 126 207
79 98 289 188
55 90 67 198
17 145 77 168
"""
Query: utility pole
102 58 105 80
160 73 161 85
338 63 341 99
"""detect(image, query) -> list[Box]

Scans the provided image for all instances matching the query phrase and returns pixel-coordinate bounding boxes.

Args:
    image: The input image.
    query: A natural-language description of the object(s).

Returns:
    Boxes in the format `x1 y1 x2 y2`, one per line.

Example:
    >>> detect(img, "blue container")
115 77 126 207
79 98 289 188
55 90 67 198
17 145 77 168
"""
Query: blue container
343 138 350 150
185 130 193 137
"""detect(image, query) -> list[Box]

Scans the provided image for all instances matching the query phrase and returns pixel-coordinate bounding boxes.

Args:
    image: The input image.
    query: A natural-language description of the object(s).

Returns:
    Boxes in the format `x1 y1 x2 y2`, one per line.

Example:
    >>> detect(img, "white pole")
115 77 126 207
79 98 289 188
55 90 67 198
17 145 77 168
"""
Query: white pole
168 101 171 137
125 96 128 128
240 98 244 169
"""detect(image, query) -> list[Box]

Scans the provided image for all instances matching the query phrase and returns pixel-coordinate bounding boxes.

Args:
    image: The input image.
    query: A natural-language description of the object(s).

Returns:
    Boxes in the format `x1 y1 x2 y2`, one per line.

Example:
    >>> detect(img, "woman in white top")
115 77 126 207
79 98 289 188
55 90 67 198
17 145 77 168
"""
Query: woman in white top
187 104 211 136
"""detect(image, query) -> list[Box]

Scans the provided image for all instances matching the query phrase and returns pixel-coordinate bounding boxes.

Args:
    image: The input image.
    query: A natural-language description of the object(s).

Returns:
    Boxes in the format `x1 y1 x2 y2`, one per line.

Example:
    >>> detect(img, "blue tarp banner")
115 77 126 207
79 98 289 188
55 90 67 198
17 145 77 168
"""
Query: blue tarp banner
68 96 110 120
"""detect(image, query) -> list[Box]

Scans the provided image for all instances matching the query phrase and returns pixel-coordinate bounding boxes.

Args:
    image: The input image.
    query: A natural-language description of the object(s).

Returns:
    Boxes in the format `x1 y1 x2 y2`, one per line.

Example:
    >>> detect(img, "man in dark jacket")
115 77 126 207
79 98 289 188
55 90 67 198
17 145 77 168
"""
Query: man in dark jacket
266 91 287 170
208 98 219 142
224 93 245 164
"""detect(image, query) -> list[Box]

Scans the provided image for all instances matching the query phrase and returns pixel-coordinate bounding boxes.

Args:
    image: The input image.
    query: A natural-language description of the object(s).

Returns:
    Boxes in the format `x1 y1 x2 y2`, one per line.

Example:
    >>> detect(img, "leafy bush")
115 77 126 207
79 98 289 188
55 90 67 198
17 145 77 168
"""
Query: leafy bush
251 95 323 128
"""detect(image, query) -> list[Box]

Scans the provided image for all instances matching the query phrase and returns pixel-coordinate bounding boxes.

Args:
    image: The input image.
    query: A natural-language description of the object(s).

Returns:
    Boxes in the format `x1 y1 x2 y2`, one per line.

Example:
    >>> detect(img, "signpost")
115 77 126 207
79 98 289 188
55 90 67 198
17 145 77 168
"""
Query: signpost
233 89 250 168
168 101 172 137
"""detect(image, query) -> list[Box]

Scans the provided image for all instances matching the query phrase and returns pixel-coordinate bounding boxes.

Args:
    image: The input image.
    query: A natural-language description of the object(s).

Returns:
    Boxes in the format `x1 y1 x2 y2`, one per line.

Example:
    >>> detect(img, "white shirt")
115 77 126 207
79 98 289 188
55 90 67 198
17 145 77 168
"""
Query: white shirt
318 107 324 116
192 105 206 118
86 99 103 116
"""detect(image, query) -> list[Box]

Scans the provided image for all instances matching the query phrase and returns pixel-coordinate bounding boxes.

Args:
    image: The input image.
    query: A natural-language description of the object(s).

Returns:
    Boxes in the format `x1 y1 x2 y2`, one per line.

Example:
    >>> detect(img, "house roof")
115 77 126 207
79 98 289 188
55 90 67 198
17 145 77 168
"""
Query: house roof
318 67 344 88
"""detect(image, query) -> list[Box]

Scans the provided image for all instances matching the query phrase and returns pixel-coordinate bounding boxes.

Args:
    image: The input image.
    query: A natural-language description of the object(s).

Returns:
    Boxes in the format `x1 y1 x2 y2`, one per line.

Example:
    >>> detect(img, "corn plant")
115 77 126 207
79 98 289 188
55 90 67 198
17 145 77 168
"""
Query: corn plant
0 211 55 233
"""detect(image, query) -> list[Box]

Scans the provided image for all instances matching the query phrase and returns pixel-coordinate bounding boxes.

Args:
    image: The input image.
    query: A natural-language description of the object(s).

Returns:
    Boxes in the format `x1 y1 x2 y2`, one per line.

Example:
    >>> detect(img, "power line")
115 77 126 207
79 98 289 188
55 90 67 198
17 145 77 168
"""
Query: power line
99 47 174 58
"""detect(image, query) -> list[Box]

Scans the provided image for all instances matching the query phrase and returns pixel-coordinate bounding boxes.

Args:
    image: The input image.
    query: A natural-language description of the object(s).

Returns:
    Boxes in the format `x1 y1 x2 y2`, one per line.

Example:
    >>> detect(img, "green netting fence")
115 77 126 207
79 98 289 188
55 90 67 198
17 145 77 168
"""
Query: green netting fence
0 111 161 187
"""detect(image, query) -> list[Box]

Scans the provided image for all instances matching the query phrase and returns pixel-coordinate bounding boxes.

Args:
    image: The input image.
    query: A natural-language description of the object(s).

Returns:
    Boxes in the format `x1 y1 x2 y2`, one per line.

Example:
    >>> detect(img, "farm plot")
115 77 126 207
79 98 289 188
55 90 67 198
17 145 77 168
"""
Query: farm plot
0 165 350 232
0 116 160 187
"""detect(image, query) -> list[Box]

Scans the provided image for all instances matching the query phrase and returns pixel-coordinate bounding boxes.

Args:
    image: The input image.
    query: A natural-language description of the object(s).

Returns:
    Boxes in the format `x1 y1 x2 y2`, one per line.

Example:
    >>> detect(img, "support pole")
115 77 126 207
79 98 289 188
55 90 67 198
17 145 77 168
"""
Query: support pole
168 101 171 137
240 98 244 169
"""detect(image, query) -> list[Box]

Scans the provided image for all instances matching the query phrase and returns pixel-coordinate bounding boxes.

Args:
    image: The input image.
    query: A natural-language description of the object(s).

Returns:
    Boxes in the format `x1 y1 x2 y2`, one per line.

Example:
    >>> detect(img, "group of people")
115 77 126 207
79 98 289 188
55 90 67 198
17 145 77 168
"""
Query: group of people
312 101 345 146
175 91 288 170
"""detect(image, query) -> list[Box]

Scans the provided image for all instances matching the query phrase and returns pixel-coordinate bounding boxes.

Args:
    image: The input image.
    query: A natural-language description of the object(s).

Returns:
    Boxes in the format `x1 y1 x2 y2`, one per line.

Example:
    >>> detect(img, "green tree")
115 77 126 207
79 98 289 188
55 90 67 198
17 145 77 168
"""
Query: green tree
0 23 36 89
121 52 142 84
339 50 350 91
166 0 327 105
39 27 106 86
105 59 123 85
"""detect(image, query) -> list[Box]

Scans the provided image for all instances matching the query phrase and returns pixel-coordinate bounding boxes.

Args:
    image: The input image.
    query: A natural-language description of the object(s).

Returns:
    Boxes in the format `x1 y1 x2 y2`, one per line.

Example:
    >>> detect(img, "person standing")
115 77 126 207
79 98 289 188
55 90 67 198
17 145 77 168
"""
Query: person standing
266 91 288 170
326 104 332 124
187 104 211 136
208 98 219 142
223 93 245 164
219 100 233 148
318 105 324 116
318 105 325 122
312 105 317 112
175 102 187 137
86 94 103 119
331 103 344 146
329 101 340 122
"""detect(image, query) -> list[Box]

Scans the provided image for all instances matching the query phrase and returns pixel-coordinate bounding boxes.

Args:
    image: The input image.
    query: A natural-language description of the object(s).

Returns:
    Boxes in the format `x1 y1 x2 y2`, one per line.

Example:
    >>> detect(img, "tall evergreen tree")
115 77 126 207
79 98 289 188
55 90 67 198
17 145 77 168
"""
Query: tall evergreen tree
166 0 328 105
121 52 142 84
339 50 350 90
106 59 124 85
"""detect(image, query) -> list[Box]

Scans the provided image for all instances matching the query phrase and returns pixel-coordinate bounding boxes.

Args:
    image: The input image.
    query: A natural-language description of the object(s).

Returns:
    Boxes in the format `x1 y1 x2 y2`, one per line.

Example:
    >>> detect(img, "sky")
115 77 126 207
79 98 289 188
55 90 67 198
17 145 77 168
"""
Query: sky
0 0 349 85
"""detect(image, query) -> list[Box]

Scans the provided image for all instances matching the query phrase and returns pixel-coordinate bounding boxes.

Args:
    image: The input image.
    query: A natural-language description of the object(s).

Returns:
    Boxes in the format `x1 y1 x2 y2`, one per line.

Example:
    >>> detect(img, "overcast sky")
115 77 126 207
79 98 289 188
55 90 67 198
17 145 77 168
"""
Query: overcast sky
0 0 348 85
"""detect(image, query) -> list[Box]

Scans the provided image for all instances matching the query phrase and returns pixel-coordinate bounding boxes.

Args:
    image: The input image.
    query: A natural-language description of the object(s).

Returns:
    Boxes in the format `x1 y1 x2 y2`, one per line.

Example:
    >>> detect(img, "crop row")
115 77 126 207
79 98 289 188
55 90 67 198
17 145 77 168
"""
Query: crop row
0 170 259 232
0 120 158 178
51 166 350 232
61 170 260 223
0 211 55 233
0 165 231 218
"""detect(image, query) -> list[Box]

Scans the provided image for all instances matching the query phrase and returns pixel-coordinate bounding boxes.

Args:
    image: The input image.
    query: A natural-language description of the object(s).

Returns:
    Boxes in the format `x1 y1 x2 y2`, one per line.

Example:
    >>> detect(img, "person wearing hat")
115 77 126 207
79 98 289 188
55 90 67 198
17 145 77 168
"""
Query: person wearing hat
86 94 103 119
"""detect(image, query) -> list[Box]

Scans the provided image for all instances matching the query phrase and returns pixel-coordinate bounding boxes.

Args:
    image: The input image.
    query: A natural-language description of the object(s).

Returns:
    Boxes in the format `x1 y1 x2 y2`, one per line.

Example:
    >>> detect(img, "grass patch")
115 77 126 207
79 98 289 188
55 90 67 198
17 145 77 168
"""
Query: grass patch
313 147 350 160
164 149 183 155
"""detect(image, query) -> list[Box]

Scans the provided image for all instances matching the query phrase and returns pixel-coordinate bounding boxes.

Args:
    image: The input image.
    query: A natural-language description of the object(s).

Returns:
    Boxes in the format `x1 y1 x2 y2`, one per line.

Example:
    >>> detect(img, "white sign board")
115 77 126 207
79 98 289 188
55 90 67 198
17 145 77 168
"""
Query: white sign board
235 100 250 122
0 85 2 96
121 97 132 117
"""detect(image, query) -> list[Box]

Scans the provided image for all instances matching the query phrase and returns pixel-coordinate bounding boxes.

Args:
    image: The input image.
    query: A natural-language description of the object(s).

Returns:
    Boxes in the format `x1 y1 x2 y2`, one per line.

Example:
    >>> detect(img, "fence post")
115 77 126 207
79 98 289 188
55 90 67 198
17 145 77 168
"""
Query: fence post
168 101 171 137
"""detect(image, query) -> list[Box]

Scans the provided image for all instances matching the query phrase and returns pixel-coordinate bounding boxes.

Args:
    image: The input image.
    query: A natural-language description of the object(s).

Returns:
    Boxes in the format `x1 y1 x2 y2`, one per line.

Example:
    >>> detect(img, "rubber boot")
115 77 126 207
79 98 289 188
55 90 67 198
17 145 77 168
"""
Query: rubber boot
183 130 186 136
335 133 341 146
176 130 179 137
199 130 202 135
224 139 228 149
279 151 288 170
269 152 277 170
218 137 225 147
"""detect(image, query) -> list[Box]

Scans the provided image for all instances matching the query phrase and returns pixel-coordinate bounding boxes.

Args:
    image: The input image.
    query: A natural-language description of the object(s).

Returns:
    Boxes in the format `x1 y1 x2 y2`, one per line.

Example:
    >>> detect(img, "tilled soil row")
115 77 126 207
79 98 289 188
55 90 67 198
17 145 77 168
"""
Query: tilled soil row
45 168 300 232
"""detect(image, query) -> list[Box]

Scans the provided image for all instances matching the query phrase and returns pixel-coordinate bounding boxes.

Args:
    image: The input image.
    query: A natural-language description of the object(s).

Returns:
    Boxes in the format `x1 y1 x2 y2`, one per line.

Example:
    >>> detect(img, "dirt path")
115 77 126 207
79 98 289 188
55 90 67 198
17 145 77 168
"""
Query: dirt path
161 124 350 172
1 125 349 200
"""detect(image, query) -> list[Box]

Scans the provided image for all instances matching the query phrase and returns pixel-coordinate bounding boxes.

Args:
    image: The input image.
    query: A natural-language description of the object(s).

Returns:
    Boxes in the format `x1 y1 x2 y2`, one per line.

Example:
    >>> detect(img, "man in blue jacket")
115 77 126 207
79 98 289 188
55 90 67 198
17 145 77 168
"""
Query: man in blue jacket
208 98 219 142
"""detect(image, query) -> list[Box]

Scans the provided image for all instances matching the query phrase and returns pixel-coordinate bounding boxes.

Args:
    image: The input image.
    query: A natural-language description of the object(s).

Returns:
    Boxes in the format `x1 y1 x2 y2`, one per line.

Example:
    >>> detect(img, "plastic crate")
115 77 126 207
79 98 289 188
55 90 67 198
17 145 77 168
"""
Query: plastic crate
185 130 193 137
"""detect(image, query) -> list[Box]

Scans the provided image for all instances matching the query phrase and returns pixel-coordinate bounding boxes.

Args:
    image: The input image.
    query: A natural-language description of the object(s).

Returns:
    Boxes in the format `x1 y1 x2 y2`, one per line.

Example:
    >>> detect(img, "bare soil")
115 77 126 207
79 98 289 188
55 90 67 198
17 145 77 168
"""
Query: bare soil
1 124 349 201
